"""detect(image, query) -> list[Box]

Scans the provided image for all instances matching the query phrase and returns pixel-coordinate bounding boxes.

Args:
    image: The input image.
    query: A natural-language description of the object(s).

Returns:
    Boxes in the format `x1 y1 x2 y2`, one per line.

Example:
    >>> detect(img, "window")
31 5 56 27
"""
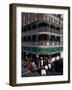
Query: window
28 14 30 18
49 17 51 21
46 16 47 20
54 20 59 24
23 16 25 21
47 16 49 20
49 17 53 22
54 20 57 24
56 21 59 24
35 17 37 21
51 18 53 22
52 19 54 23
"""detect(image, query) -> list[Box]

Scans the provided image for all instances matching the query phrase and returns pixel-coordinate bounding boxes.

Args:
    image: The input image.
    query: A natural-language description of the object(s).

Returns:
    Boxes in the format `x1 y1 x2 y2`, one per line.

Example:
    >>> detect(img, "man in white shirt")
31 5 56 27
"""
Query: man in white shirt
41 67 46 76
48 63 52 71
40 57 44 67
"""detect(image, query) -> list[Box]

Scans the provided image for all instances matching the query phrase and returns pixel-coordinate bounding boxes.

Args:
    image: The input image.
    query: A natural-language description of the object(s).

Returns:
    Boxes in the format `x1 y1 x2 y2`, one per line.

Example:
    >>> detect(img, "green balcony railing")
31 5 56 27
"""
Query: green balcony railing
22 46 63 54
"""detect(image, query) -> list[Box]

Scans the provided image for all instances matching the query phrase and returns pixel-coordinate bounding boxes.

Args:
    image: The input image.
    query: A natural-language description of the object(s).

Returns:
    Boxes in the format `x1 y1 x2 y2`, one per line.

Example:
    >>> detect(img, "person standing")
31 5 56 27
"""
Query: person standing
31 61 37 72
40 57 44 67
41 66 46 76
48 63 52 71
44 57 48 74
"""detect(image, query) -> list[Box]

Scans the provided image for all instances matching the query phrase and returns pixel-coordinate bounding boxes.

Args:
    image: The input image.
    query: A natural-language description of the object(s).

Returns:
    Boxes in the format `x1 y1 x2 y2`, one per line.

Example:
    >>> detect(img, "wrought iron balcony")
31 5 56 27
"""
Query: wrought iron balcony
22 27 63 35
22 41 63 46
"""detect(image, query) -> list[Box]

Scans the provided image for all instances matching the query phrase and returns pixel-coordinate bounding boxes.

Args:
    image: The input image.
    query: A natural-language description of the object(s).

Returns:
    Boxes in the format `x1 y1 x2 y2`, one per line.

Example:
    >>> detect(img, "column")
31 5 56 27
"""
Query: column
49 35 51 46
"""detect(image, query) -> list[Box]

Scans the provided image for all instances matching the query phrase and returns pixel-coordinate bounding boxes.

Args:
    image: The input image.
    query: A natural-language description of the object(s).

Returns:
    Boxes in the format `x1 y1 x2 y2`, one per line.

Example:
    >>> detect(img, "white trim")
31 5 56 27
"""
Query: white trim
22 44 63 48
22 32 63 36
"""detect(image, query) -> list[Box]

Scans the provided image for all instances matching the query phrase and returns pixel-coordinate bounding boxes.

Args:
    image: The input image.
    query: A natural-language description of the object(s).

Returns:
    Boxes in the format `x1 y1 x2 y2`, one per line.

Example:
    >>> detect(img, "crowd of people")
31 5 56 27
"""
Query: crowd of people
29 56 52 76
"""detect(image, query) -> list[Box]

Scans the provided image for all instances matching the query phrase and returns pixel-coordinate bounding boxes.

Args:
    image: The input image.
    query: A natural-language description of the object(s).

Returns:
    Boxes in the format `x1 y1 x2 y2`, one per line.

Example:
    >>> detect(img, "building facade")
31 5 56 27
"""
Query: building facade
21 13 63 63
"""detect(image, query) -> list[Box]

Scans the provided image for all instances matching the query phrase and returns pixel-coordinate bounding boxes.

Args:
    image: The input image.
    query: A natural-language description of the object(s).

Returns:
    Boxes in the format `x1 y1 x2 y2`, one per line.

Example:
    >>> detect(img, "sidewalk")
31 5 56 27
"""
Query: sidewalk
22 64 31 76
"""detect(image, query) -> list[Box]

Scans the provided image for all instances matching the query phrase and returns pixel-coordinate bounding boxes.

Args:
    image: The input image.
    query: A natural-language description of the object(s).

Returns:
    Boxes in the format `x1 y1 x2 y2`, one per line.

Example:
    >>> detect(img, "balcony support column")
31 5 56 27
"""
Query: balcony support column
47 35 51 45
36 34 38 45
26 36 27 43
31 35 32 44
31 24 32 32
48 35 51 41
37 22 38 32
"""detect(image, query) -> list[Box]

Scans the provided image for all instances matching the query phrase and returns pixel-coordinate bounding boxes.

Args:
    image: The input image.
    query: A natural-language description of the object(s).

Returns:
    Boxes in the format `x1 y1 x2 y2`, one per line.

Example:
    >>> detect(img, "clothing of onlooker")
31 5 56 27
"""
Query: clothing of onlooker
31 61 37 71
41 67 46 76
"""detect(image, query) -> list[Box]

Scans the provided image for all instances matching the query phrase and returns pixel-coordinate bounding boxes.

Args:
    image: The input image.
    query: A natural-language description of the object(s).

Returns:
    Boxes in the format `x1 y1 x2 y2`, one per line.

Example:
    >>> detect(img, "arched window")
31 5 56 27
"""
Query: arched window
55 36 60 42
50 35 55 41
22 26 27 32
27 25 31 31
38 22 49 28
27 36 31 42
32 24 37 29
32 35 37 42
38 34 48 41
50 24 55 29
